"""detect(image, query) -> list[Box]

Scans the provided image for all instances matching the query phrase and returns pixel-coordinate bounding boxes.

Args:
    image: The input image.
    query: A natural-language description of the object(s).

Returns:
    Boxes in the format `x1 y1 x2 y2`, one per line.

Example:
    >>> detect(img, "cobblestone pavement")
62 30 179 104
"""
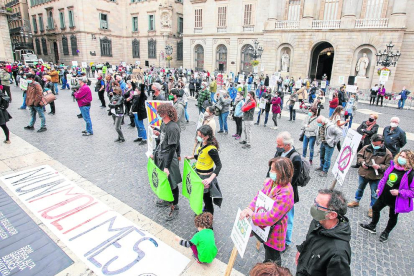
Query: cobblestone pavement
4 85 414 275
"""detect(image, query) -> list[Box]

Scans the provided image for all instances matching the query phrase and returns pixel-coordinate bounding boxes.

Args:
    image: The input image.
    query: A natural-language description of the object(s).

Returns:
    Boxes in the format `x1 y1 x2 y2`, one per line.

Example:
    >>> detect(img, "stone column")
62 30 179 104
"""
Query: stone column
300 0 316 29
265 0 279 30
341 0 358 29
389 0 407 28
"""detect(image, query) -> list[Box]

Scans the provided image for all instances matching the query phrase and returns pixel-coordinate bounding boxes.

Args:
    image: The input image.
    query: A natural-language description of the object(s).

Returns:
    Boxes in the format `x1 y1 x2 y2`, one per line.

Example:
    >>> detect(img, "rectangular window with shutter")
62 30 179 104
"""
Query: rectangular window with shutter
32 17 38 33
68 10 74 27
363 0 385 18
148 15 155 31
195 9 202 28
217 7 227 27
59 11 65 28
178 17 183 33
323 0 340 20
132 16 138 32
287 0 301 21
100 13 108 29
243 4 252 25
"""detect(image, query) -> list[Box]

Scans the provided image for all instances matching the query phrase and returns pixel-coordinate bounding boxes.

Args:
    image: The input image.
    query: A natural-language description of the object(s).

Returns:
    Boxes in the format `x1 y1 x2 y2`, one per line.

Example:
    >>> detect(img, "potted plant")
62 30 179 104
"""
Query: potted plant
250 60 259 67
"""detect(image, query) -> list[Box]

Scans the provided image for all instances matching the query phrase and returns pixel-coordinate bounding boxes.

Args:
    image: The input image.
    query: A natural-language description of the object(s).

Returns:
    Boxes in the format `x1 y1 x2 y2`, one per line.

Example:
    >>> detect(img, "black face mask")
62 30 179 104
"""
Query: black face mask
369 118 374 122
276 147 285 154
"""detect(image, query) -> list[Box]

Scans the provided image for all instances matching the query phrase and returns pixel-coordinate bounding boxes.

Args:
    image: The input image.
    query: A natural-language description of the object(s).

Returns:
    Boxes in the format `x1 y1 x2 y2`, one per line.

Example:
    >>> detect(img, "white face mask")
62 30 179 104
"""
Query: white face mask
390 122 398 128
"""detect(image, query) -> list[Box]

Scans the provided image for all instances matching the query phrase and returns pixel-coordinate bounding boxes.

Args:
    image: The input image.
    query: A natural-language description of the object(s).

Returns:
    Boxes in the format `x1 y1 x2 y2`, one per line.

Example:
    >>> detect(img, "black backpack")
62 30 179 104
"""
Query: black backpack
0 95 10 110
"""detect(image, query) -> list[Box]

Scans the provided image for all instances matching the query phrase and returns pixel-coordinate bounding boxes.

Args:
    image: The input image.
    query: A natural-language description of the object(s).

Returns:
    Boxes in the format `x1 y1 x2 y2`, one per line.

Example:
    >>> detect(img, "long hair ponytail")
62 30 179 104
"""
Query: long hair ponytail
198 125 219 150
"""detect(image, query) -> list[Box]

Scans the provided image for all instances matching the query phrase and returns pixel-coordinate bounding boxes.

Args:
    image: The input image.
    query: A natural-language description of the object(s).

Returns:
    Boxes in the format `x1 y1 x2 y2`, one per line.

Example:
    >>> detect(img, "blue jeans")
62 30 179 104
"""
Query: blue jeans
210 92 216 103
61 78 70 89
319 143 335 172
20 92 27 109
342 102 346 107
79 106 93 134
345 114 353 129
218 111 229 132
184 102 189 121
257 110 269 124
285 206 294 246
54 82 59 94
29 106 46 128
133 113 147 140
398 98 406 108
289 105 296 120
302 135 316 161
199 107 205 114
329 107 335 117
355 176 379 207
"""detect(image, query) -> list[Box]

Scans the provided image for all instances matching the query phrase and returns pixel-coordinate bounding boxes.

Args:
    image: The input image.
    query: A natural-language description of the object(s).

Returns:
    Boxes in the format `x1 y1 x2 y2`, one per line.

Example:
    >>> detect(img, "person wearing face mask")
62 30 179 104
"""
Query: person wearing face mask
315 116 342 177
352 114 379 168
150 104 182 221
296 189 351 276
170 89 186 131
240 157 294 265
197 82 211 114
42 75 56 115
95 73 106 108
108 87 125 143
347 134 392 217
302 107 318 165
329 106 350 151
266 132 302 252
270 92 282 130
360 150 414 243
131 83 147 145
240 91 257 149
383 117 407 157
24 74 47 133
203 106 216 136
216 90 231 134
232 92 244 139
185 125 222 215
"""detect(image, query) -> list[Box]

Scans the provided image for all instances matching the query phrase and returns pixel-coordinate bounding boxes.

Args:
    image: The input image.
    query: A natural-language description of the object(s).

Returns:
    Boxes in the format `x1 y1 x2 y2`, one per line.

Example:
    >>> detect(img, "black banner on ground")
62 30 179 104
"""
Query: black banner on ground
0 186 73 276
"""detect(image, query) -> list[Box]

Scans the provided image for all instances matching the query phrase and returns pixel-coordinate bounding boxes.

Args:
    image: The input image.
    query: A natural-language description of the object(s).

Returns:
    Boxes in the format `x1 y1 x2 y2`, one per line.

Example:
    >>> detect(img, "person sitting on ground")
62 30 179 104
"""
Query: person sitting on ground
175 212 217 264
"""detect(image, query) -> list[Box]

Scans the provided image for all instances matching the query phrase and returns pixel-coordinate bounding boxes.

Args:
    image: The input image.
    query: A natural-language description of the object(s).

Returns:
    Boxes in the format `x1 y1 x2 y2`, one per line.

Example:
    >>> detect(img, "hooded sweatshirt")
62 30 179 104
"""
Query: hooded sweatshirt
296 218 351 276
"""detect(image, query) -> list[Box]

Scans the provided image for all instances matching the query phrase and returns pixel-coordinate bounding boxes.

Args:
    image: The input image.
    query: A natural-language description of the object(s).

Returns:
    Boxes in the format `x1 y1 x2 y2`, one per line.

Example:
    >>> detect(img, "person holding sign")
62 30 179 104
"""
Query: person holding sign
151 103 182 221
185 125 222 215
239 157 294 265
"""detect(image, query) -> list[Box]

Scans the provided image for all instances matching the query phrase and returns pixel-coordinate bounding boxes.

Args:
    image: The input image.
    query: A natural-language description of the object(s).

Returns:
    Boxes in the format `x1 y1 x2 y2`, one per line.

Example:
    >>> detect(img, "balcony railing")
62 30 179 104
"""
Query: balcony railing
5 0 18 8
9 27 21 34
275 21 299 30
194 28 202 33
355 18 389 28
312 20 340 29
243 26 254 32
217 27 227 33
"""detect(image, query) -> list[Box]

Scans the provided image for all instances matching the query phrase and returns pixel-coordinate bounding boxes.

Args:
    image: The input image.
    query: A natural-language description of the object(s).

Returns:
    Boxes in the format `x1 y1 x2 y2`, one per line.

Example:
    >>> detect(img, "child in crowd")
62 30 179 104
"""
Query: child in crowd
175 212 217 264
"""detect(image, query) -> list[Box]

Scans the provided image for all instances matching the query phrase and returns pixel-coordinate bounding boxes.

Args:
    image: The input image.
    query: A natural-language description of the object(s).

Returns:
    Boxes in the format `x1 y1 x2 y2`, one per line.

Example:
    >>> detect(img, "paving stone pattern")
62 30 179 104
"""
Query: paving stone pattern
5 85 414 276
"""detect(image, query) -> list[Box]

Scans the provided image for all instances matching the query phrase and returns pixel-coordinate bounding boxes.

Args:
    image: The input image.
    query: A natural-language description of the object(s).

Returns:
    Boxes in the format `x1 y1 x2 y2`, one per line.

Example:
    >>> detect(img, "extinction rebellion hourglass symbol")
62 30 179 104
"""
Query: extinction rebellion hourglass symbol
152 169 159 188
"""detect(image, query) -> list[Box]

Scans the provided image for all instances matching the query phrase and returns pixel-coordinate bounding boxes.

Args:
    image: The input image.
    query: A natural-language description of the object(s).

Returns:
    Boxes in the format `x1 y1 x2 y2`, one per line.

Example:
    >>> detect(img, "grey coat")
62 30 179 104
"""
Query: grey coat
218 96 232 114
302 115 318 137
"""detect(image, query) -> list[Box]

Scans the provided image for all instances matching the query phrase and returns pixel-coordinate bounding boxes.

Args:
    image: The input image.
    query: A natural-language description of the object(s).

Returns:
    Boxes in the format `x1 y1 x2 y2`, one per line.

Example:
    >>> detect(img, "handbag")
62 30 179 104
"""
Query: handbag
299 130 305 142
39 92 56 107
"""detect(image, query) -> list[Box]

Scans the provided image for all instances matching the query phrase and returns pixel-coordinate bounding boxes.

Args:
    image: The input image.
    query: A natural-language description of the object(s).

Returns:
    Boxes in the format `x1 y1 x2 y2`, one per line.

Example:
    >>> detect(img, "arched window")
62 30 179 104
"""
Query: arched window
35 38 41 55
62 35 69 55
240 44 253 73
148 38 156 59
132 39 140 58
216 44 227 72
100 37 112 57
70 35 78 56
41 38 48 55
194 44 204 71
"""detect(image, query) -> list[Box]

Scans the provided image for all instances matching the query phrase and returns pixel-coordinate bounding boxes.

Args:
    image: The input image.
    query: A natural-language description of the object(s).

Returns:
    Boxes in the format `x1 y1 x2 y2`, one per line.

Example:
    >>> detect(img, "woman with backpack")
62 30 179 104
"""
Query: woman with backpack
302 107 318 165
0 92 11 144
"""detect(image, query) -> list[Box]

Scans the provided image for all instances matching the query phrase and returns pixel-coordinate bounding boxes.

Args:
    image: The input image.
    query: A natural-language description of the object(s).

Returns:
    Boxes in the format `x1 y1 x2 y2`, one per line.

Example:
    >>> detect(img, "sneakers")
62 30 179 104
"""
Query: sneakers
82 132 93 136
379 231 389 242
235 135 241 140
24 125 34 130
4 140 11 144
166 205 179 221
271 126 278 130
139 140 147 145
217 130 224 133
368 208 373 218
77 114 83 118
319 171 327 177
239 141 247 144
224 131 228 135
156 200 171 207
134 137 143 142
242 144 251 149
359 223 376 234
347 201 360 208
82 130 87 134
254 123 259 125
315 167 323 171
37 127 47 133
232 134 238 137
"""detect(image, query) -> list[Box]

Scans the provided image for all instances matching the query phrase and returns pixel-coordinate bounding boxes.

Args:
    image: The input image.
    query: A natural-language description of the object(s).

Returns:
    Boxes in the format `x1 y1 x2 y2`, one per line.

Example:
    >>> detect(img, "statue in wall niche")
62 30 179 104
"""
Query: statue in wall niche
281 50 290 72
356 53 370 77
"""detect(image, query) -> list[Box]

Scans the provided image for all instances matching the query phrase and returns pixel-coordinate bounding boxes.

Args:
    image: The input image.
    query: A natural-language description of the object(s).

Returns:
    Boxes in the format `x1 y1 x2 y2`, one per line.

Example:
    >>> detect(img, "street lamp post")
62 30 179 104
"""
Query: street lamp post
247 40 263 74
375 41 401 68
165 45 173 68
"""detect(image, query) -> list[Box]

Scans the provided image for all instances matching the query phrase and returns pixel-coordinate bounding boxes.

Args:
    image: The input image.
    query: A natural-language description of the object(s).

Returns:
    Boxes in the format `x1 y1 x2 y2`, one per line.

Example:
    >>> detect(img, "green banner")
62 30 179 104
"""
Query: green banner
182 159 204 215
147 158 174 202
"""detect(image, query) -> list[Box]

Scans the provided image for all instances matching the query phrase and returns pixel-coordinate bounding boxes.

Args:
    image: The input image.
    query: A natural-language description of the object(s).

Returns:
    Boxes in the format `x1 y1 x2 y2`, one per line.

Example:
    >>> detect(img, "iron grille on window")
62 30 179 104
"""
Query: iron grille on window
148 38 156 59
70 35 78 56
35 38 41 55
62 35 69 55
100 37 112 57
132 39 140 58
177 40 183 61
41 37 47 55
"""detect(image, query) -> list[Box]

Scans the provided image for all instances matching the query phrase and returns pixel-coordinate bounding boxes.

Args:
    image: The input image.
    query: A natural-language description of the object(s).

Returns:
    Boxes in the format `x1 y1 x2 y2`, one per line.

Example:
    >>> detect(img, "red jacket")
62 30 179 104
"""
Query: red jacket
271 97 281 114
241 99 256 112
329 97 339 109
74 84 92 107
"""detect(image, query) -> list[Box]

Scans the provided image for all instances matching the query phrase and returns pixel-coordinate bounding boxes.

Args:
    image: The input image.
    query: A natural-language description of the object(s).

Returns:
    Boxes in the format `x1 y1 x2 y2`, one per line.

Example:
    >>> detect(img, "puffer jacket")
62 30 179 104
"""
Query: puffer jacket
302 115 318 137
0 70 10 86
234 99 244 117
25 81 43 107
357 144 393 180
108 94 125 115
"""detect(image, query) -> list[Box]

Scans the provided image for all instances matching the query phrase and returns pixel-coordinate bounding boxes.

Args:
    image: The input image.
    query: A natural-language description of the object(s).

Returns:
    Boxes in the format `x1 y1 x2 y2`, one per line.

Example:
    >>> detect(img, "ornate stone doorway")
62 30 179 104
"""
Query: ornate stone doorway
309 42 334 81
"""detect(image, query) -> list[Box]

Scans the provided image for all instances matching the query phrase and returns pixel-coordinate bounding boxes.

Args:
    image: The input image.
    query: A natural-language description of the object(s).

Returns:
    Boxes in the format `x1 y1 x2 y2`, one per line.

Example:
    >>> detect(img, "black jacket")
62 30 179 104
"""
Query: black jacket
296 218 351 276
383 126 407 157
356 121 379 146
108 94 124 115
131 85 147 120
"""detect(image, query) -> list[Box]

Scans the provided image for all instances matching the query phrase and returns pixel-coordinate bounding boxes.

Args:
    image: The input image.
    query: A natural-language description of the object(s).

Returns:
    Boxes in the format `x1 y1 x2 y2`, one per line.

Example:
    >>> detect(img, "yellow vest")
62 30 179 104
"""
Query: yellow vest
196 145 217 172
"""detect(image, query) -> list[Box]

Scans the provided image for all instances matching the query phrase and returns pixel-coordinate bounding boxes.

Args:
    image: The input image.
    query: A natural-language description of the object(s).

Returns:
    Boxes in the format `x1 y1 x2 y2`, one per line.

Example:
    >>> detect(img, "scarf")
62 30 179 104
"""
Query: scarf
203 112 214 122
362 120 376 140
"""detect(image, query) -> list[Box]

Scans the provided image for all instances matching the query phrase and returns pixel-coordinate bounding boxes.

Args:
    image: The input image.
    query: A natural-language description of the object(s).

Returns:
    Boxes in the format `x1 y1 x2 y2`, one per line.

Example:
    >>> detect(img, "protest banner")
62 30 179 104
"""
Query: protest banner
81 62 87 68
269 75 278 88
379 70 390 82
72 61 78 67
331 129 362 185
321 81 327 89
251 191 274 242
19 79 27 90
182 159 204 215
259 97 266 109
346 85 357 93
338 76 345 85
230 208 252 258
145 100 173 127
147 158 174 202
196 112 204 132
146 127 155 158
216 74 224 86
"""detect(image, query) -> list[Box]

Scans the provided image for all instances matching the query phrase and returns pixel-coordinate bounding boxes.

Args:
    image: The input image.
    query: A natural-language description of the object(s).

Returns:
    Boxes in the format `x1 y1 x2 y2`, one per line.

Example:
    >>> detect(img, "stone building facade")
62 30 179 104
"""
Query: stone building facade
28 0 184 68
0 8 14 62
183 0 413 92
4 0 34 52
